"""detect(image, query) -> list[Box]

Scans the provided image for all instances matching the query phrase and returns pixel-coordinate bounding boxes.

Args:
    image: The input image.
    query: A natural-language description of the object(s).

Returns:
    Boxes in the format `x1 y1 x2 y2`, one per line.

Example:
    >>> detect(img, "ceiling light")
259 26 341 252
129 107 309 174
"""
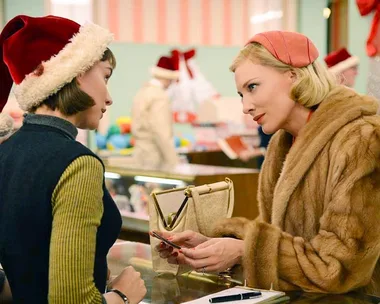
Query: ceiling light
323 7 331 19
105 172 121 179
134 176 186 187
51 0 90 5
250 10 283 24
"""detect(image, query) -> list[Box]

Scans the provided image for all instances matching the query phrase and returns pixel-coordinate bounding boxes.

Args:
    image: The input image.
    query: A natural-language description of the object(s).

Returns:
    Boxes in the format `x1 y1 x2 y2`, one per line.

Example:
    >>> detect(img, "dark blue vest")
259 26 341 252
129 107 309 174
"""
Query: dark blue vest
0 116 121 303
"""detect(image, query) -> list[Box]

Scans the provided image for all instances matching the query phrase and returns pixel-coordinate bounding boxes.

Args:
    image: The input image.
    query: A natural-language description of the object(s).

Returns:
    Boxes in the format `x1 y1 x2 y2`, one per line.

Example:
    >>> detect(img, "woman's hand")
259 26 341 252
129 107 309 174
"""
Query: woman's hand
152 230 209 248
179 238 244 273
239 148 265 162
0 274 12 303
239 149 254 162
151 230 210 264
104 266 147 304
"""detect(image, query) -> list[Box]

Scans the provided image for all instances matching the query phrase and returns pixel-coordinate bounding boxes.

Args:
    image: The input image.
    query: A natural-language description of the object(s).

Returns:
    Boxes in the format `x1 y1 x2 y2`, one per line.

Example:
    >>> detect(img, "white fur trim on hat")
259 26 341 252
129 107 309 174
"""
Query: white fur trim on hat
151 66 179 80
329 56 359 75
13 22 114 111
0 113 14 137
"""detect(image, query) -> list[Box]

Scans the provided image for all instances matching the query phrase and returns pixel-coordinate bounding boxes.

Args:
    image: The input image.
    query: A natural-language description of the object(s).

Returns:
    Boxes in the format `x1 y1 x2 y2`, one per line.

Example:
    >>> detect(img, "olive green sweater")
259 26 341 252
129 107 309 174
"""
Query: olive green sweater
49 155 105 303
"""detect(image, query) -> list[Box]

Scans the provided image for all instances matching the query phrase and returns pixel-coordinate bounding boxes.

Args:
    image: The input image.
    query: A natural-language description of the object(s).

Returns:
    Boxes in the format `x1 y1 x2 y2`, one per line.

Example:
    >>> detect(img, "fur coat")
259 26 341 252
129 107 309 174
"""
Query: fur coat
212 86 380 295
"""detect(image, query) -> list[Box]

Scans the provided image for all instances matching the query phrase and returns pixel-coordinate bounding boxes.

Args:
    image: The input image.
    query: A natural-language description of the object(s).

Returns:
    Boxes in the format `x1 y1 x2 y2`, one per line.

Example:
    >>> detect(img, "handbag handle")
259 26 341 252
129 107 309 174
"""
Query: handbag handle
184 178 232 197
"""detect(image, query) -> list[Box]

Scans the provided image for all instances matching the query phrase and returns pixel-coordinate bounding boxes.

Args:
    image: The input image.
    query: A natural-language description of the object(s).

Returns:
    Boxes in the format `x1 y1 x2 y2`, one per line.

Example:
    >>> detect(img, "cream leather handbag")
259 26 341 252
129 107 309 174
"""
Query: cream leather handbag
149 178 234 275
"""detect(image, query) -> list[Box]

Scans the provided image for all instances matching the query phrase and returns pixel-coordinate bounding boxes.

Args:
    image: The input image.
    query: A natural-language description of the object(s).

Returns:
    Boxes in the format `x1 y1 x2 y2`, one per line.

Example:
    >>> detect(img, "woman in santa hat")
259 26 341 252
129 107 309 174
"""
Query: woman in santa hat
155 31 380 296
324 47 359 88
131 55 180 169
0 15 146 303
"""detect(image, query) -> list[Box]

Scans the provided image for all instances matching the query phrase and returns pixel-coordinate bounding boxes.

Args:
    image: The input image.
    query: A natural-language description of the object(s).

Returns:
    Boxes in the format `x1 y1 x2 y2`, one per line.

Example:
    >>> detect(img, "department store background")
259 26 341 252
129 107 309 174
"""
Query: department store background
0 0 376 241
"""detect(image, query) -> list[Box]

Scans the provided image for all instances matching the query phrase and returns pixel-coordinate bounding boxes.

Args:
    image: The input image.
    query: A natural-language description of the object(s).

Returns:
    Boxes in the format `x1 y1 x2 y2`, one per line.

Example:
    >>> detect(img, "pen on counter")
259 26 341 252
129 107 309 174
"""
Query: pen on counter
209 291 262 303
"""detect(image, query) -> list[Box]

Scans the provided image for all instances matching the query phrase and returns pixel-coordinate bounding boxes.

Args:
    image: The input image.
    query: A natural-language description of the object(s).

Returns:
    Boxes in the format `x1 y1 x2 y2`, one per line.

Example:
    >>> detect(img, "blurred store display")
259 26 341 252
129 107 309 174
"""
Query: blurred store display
96 116 195 156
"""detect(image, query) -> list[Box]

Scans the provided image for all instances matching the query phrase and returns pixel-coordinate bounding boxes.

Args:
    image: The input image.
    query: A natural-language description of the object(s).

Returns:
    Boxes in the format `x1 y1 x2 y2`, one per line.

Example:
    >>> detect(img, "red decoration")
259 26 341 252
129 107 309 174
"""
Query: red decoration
173 111 197 123
356 0 380 56
171 49 196 79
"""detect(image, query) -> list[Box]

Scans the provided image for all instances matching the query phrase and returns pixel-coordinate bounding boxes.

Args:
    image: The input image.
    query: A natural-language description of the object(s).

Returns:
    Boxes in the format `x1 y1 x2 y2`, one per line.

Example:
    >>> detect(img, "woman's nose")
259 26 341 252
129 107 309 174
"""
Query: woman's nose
242 99 253 115
106 91 113 106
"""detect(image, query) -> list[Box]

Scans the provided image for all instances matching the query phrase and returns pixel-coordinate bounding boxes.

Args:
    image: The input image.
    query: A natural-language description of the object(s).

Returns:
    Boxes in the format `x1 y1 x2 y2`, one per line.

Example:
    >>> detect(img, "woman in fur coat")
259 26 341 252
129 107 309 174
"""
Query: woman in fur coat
154 31 380 296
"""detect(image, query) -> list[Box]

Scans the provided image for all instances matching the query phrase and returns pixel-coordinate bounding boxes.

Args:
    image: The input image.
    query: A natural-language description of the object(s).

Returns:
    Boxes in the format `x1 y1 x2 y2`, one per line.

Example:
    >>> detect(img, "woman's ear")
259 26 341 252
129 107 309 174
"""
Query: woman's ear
76 73 85 86
286 70 297 83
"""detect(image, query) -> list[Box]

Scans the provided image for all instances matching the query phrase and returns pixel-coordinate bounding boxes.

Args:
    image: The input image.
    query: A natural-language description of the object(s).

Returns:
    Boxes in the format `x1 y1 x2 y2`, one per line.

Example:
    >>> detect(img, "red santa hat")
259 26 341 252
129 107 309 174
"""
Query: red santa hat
0 15 113 137
151 56 179 80
324 48 359 74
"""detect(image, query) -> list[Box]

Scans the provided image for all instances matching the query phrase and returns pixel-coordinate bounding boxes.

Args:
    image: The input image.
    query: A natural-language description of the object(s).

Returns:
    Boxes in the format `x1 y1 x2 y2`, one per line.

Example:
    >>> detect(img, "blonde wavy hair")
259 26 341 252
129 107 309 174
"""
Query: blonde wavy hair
230 43 337 108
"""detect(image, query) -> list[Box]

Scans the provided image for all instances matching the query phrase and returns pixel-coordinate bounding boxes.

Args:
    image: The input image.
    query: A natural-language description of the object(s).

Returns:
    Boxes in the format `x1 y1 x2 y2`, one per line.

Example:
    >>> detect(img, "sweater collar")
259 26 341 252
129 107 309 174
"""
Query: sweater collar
23 114 78 140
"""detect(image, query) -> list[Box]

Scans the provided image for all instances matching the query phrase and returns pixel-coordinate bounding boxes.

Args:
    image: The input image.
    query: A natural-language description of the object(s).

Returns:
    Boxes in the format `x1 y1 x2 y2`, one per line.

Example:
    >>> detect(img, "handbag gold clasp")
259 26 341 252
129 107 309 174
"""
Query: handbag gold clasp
206 184 212 193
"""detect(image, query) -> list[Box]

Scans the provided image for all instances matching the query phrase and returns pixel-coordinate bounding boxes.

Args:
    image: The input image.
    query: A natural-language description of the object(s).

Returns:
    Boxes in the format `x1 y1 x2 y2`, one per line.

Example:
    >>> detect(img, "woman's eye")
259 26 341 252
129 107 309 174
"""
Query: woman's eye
248 83 257 91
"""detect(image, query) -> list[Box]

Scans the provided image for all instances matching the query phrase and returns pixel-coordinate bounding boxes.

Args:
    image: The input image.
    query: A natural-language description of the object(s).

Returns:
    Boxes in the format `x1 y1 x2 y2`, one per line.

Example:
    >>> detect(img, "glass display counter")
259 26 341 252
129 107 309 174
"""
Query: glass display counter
107 241 380 304
102 157 260 243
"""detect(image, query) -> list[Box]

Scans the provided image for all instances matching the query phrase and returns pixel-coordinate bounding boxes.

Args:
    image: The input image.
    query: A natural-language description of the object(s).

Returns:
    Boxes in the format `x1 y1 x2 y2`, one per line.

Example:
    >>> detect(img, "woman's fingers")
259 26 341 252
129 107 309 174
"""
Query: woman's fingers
195 262 221 273
183 255 219 270
155 243 174 260
150 230 173 240
193 238 218 249
167 252 187 264
168 230 195 244
180 247 212 260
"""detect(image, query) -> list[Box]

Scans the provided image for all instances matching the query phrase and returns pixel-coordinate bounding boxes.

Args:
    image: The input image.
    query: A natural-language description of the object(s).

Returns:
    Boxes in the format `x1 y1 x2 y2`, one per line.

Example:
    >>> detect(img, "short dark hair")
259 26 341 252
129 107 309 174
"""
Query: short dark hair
30 48 116 116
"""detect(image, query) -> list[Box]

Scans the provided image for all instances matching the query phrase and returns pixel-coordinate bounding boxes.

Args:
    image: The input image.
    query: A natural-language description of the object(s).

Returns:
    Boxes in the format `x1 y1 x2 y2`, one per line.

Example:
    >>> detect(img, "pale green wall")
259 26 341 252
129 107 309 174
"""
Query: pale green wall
298 0 371 94
348 0 371 94
108 43 239 123
297 0 328 59
4 0 44 21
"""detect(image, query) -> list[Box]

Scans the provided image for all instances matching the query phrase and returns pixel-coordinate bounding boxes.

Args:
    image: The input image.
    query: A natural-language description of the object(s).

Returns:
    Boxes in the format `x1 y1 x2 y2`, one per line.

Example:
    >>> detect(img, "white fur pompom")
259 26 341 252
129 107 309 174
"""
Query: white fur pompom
0 113 14 137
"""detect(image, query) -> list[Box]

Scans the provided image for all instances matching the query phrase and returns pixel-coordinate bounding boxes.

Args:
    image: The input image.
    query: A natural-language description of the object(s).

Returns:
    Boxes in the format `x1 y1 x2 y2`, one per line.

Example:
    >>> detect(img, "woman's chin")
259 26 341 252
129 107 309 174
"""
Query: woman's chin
261 125 275 135
261 125 272 135
76 122 98 131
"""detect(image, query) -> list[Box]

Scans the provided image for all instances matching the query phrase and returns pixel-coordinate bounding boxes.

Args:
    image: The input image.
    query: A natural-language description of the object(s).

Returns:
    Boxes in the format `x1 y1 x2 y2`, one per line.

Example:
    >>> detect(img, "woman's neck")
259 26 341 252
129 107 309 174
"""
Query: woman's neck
283 103 312 137
34 106 78 127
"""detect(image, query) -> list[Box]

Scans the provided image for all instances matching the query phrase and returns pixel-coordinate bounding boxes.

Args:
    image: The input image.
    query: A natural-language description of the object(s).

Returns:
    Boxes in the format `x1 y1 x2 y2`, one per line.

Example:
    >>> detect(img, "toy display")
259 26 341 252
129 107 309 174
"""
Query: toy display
96 116 195 153
95 116 134 154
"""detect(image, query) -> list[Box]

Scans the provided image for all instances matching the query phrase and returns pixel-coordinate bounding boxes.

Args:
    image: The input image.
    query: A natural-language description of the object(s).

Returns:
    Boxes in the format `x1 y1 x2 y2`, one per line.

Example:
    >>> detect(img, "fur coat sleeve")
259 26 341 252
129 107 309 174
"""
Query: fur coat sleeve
212 87 380 295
